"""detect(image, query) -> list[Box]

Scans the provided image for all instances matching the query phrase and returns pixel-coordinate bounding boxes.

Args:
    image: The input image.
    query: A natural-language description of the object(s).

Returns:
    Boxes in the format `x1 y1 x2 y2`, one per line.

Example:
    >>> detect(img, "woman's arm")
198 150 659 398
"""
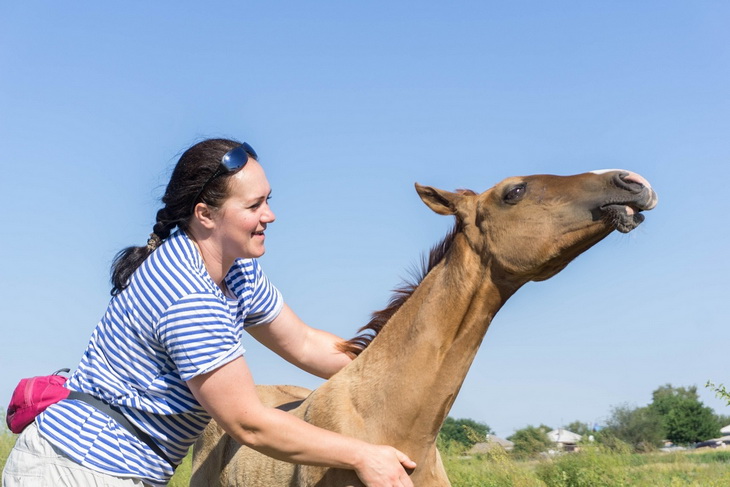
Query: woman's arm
187 357 415 487
246 303 352 379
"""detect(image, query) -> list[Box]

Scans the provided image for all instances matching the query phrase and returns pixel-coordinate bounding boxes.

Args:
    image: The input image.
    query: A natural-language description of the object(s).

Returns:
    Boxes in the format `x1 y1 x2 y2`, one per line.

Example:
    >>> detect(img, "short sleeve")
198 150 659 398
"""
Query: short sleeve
156 293 244 381
245 260 284 326
226 259 284 328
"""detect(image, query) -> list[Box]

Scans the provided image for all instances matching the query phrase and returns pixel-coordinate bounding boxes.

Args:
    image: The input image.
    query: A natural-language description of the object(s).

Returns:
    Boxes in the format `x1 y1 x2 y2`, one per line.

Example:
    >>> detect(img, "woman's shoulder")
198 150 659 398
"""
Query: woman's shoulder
226 258 259 283
134 231 218 299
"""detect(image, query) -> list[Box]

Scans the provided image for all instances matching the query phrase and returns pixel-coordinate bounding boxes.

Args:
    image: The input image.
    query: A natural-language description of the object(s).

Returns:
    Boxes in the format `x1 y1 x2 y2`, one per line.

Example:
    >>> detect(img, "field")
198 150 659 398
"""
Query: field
442 446 730 487
3 429 730 486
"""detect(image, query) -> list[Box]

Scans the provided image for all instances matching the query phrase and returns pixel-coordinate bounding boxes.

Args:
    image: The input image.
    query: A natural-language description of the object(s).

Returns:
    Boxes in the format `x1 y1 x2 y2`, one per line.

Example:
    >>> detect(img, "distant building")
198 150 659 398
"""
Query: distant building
547 429 582 452
694 425 730 450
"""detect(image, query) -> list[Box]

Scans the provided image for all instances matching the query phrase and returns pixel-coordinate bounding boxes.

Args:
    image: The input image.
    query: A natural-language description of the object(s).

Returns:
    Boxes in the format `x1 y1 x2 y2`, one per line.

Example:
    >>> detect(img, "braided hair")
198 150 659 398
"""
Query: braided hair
110 138 242 295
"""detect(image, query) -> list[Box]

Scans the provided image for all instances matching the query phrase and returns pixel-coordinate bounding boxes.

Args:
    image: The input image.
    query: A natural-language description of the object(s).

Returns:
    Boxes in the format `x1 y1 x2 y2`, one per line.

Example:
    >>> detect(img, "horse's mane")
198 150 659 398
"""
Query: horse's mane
338 189 475 358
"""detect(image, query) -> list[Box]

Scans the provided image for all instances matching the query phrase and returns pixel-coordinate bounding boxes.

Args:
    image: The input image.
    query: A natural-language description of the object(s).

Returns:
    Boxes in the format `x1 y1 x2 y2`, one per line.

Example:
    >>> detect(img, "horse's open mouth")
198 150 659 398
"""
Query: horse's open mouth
601 204 645 233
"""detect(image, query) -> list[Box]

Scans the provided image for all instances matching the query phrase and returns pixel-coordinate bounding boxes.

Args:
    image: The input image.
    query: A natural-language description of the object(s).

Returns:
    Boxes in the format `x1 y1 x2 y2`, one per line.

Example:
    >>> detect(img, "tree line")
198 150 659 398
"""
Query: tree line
439 383 730 458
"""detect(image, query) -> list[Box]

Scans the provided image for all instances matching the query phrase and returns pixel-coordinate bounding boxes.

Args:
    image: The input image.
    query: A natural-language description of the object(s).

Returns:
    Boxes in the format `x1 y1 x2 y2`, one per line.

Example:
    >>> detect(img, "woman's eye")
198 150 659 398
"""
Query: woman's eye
249 196 271 210
504 184 526 204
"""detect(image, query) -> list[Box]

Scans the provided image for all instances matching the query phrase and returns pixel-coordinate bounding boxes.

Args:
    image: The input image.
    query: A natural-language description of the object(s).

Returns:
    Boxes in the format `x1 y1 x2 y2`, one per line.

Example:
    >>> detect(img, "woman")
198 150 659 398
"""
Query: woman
2 138 415 487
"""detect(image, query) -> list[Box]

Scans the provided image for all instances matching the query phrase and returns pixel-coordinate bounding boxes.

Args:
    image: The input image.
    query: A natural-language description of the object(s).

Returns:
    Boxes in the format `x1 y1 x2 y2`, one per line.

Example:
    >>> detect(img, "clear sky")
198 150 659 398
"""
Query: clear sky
1 1 728 439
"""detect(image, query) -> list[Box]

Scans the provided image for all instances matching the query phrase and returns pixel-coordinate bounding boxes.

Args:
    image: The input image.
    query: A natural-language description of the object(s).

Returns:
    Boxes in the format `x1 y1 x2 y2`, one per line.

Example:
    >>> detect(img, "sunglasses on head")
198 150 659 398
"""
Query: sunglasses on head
191 142 258 211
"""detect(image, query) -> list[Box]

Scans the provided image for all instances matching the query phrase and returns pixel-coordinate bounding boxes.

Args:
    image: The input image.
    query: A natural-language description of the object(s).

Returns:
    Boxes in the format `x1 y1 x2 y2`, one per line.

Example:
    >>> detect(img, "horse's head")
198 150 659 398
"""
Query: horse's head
416 169 658 282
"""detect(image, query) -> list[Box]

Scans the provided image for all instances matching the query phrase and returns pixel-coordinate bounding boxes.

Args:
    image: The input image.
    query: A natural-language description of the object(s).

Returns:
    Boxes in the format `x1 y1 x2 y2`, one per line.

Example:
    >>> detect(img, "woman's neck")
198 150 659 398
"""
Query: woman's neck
187 231 231 291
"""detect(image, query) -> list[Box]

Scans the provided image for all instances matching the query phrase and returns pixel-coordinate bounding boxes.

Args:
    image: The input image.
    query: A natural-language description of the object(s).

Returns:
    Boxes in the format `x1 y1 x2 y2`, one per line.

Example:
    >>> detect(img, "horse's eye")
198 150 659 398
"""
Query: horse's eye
503 184 526 204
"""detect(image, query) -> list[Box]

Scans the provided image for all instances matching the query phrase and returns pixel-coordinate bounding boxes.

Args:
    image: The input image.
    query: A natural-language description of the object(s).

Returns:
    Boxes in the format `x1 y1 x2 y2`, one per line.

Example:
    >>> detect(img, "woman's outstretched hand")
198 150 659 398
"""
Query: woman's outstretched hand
353 444 416 487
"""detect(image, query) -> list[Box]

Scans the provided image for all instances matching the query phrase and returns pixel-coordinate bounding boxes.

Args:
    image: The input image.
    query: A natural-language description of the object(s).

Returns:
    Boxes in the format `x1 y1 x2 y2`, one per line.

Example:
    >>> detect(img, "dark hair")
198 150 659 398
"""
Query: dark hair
110 138 243 295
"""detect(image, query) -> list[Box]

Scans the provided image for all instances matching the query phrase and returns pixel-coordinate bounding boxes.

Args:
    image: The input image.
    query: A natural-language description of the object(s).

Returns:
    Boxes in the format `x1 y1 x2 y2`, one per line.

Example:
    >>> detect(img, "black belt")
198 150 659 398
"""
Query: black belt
66 391 177 468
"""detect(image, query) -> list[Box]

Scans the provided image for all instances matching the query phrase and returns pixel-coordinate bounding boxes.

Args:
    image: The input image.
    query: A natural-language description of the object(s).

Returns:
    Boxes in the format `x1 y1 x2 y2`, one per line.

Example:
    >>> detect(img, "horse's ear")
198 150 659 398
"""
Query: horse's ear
415 183 460 216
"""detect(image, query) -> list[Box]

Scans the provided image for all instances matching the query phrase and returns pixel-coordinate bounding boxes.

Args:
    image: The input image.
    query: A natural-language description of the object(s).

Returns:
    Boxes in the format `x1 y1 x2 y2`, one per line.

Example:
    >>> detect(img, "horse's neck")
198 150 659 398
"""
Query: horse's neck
310 235 520 455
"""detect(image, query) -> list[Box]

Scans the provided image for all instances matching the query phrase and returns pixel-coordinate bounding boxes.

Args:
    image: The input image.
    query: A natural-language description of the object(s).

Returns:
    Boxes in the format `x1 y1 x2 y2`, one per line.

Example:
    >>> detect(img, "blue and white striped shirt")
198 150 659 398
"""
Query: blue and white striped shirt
37 230 283 485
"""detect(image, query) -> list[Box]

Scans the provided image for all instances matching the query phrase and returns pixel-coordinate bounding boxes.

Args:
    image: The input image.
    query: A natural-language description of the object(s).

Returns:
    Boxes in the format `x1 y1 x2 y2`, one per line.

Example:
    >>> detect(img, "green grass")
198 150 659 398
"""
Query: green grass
442 447 544 487
0 430 14 474
455 446 730 487
168 449 193 487
3 431 730 486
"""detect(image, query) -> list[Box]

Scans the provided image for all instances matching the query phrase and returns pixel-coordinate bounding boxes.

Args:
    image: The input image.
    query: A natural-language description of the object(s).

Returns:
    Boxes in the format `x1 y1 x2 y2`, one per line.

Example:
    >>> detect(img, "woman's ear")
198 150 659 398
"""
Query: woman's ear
192 202 217 230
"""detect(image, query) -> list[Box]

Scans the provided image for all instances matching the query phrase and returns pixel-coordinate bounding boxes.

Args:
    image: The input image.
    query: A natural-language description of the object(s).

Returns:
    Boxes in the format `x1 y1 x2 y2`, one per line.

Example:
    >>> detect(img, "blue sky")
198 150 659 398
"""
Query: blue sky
1 1 728 439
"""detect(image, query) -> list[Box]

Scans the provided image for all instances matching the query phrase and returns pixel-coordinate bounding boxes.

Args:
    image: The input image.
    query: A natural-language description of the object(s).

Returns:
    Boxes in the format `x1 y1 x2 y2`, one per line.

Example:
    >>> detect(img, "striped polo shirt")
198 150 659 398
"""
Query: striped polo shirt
36 230 283 486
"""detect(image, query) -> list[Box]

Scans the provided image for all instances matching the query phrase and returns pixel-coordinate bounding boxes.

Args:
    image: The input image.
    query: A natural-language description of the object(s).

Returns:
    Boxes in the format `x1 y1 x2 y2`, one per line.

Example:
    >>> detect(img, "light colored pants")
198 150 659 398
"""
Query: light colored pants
2 422 151 487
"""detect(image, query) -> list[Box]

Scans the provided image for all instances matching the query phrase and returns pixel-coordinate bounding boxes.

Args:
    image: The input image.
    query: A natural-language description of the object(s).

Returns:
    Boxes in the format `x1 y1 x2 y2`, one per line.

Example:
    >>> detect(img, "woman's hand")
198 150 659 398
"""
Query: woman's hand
353 444 416 487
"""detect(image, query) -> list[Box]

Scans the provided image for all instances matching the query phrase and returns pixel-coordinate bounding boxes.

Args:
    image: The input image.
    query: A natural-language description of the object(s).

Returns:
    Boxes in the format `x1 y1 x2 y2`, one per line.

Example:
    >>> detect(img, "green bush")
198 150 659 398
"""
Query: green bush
535 446 631 487
439 417 492 449
508 425 553 459
443 447 544 487
686 450 730 464
593 431 634 454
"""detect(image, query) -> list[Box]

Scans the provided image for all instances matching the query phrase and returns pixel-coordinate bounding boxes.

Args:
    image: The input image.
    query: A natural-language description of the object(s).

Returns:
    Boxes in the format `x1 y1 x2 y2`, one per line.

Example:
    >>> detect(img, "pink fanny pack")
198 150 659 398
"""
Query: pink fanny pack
5 368 178 467
6 368 71 434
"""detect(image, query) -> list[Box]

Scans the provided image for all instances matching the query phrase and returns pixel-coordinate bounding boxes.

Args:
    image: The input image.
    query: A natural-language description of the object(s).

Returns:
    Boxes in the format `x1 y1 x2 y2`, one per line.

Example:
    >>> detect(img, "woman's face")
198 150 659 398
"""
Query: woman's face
212 158 275 260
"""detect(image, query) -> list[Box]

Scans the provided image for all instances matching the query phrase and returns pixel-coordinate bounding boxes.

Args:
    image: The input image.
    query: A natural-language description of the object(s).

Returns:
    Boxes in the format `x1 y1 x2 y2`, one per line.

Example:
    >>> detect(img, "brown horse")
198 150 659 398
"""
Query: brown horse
191 169 658 486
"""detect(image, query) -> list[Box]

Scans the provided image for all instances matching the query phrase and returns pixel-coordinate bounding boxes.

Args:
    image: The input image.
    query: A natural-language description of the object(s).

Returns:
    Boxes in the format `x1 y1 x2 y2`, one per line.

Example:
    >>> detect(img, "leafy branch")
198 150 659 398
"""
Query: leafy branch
706 381 730 406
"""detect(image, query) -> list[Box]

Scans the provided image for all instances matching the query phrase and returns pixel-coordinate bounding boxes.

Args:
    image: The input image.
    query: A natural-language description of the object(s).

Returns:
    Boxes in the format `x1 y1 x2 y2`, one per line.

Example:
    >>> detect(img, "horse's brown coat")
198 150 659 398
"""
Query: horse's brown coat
191 170 657 486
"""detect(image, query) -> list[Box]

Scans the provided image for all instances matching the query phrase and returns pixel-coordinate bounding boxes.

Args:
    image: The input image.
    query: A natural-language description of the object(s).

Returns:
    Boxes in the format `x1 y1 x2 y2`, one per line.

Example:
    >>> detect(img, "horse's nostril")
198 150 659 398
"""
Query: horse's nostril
615 172 645 193
621 171 653 189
